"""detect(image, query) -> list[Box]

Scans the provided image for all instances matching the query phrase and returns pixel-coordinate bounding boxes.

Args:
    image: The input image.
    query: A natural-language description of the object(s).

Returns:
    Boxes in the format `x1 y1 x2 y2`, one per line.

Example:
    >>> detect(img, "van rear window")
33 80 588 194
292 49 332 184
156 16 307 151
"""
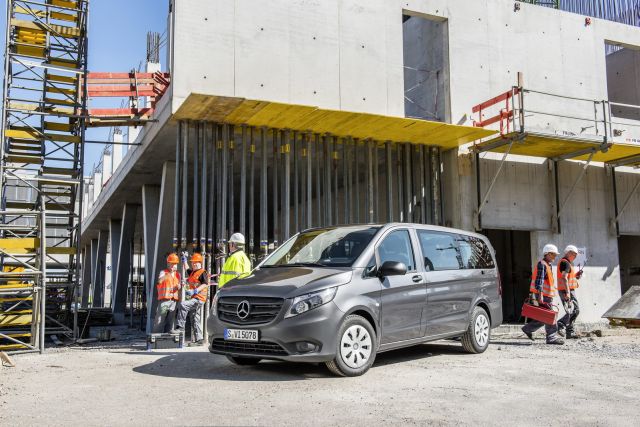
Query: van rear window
417 231 462 271
457 235 495 269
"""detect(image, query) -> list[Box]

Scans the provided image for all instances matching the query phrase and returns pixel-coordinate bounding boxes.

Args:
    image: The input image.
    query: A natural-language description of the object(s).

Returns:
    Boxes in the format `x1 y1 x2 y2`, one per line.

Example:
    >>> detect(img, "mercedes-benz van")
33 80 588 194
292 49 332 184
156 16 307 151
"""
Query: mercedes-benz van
207 223 502 376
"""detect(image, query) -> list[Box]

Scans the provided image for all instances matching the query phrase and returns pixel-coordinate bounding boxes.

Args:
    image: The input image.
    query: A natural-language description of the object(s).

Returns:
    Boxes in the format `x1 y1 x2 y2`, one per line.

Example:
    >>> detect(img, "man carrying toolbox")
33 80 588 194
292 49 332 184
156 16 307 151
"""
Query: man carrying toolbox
171 252 209 346
557 245 583 339
522 244 564 345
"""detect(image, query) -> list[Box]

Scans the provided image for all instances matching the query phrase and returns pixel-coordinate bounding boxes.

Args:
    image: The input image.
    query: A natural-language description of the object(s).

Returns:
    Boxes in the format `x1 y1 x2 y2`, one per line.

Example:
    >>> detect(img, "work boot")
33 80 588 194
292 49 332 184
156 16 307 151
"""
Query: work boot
557 322 566 338
546 337 565 345
169 327 184 335
521 326 534 341
189 340 204 347
566 329 581 339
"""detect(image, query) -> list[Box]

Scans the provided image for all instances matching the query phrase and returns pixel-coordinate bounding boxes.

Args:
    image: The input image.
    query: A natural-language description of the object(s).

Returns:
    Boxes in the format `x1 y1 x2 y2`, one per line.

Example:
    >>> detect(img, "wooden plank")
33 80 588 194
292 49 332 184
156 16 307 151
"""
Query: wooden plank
0 351 17 366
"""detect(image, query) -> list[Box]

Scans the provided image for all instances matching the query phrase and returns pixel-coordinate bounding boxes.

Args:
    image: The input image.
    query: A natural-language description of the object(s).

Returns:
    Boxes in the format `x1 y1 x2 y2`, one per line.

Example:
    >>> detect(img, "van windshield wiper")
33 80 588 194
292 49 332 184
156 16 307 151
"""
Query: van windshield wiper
285 262 326 267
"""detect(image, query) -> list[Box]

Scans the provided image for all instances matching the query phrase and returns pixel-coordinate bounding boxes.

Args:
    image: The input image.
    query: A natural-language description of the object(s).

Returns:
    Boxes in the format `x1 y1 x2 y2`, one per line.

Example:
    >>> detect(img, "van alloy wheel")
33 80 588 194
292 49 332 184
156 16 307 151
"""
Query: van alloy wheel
474 313 490 347
340 325 373 369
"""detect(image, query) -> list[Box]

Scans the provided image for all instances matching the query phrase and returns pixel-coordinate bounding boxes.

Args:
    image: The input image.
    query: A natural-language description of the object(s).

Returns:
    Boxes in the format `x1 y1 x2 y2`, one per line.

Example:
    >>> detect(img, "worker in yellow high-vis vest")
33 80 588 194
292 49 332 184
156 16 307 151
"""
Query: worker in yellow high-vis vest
218 233 252 288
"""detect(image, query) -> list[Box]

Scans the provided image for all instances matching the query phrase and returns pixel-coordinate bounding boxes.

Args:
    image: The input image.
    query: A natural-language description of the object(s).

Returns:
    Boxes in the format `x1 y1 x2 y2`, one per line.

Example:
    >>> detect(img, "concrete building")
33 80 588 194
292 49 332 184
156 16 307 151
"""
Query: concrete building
81 0 640 329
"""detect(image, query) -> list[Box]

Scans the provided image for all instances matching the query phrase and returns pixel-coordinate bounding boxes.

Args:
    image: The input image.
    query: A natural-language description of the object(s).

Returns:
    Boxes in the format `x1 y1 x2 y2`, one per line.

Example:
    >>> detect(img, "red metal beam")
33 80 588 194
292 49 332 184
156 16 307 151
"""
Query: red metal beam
472 88 520 113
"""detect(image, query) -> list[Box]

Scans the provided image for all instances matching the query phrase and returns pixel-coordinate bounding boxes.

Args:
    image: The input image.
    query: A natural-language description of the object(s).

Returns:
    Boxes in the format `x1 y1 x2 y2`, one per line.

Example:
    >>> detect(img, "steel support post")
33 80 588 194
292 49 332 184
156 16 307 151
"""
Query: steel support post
404 143 412 222
293 131 299 233
173 121 181 249
248 127 255 257
216 125 223 249
193 122 199 249
418 145 426 224
366 140 374 223
181 122 188 249
260 128 268 257
92 229 108 307
343 138 349 224
112 204 138 324
315 134 322 226
81 245 91 308
221 124 229 244
39 202 46 353
200 122 207 252
283 130 291 240
306 133 313 228
333 136 339 224
207 123 216 253
300 133 307 230
272 129 280 247
373 141 379 222
240 125 247 238
385 141 393 222
397 144 404 222
228 126 235 236
430 147 440 225
89 239 98 307
325 135 333 225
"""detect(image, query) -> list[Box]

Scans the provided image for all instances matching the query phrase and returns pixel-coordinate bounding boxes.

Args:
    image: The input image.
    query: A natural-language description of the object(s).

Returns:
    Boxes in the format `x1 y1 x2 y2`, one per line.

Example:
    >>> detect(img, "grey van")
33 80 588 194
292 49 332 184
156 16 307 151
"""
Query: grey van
207 223 502 376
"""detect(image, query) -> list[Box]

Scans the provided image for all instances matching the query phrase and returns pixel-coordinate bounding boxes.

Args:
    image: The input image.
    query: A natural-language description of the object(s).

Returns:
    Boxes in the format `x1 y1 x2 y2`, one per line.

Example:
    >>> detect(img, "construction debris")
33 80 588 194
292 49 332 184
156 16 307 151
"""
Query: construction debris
603 286 640 328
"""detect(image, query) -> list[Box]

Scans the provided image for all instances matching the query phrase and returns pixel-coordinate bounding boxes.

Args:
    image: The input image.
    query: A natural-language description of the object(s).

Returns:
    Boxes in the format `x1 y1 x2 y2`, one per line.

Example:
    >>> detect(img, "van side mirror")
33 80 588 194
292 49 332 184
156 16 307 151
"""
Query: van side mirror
378 261 407 278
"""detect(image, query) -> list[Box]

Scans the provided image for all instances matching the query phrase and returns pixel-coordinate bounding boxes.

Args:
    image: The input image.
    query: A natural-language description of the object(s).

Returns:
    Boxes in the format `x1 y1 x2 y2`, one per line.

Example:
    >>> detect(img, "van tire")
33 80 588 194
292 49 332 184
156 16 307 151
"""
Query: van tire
226 355 262 365
325 315 377 377
461 306 491 354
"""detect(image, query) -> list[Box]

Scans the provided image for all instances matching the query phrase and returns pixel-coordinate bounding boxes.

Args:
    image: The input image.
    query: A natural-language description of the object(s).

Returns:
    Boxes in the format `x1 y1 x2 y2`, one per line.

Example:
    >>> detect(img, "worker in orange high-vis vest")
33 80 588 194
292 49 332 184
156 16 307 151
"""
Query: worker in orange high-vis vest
557 245 583 339
171 252 209 345
153 253 181 333
522 244 564 345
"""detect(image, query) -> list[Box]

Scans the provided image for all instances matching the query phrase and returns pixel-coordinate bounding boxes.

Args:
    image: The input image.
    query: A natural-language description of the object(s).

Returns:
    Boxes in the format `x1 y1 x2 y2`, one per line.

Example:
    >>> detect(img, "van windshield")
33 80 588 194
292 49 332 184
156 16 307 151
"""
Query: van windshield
261 226 380 268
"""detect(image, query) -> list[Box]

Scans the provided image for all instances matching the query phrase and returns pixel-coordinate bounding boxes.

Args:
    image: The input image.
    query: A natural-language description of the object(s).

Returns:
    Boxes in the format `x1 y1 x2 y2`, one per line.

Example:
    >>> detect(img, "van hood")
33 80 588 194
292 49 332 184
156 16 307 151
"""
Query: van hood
218 266 353 299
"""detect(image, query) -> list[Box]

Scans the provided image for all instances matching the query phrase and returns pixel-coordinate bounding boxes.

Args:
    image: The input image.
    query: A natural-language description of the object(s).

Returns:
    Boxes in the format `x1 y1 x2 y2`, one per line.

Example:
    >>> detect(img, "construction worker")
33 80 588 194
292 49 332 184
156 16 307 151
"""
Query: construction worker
217 233 252 288
152 253 181 333
171 252 209 345
522 244 564 345
557 245 583 339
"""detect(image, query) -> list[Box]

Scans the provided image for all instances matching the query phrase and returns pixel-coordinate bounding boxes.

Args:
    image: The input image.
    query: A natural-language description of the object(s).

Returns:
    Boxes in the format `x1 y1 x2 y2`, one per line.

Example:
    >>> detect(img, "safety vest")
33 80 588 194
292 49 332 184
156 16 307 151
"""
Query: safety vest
188 268 208 302
156 269 180 301
529 259 556 297
557 257 579 291
218 250 252 288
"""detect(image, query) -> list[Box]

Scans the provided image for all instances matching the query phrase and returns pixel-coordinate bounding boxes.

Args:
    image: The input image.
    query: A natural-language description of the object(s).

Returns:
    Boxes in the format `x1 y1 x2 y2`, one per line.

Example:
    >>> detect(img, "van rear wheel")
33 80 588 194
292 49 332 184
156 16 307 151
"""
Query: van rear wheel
461 306 491 354
325 315 377 377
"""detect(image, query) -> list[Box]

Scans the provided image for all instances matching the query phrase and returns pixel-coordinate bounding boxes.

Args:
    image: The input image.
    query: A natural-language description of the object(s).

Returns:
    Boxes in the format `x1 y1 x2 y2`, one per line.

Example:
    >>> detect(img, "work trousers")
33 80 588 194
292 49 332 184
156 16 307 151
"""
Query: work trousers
522 296 560 342
153 300 176 333
559 290 580 333
176 298 204 341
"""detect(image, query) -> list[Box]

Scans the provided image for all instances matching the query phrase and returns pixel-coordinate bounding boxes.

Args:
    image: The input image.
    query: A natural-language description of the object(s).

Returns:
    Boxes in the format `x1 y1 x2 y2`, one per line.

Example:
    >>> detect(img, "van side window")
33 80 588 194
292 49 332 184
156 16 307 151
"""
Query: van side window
458 235 495 269
377 230 415 271
417 230 462 271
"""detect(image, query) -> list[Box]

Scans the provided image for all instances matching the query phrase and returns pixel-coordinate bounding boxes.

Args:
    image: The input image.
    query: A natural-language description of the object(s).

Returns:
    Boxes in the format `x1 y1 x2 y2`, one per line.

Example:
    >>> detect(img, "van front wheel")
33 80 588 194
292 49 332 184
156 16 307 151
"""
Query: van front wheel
325 315 377 377
461 306 491 354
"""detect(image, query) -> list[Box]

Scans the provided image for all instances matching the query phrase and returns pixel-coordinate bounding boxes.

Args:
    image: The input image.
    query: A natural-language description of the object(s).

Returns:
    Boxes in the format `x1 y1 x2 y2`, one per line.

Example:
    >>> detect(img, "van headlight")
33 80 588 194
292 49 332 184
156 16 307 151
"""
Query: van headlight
285 287 338 318
211 292 220 317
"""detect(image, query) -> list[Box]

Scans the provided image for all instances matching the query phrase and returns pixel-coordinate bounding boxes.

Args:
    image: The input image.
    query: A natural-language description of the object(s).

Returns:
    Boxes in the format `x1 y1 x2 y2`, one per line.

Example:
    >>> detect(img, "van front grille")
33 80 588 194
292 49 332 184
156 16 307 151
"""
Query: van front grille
210 339 288 356
217 296 284 325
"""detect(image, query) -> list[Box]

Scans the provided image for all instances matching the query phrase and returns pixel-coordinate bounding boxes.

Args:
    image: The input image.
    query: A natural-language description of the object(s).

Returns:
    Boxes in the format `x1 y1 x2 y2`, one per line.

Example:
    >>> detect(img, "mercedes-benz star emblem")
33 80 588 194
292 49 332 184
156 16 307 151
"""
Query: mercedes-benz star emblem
237 300 251 320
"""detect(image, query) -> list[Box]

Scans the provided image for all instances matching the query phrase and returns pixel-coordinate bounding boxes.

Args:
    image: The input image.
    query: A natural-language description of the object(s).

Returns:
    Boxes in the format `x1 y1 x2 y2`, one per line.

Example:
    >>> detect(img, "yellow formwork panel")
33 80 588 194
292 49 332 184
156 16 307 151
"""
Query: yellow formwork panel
47 58 80 70
0 238 39 254
13 45 46 58
51 11 78 23
11 19 80 38
6 154 43 164
49 0 79 9
46 85 77 96
44 96 76 106
5 127 80 144
14 6 47 18
47 73 78 84
16 28 46 44
44 122 72 132
174 94 496 148
47 247 76 255
476 132 640 164
0 311 33 326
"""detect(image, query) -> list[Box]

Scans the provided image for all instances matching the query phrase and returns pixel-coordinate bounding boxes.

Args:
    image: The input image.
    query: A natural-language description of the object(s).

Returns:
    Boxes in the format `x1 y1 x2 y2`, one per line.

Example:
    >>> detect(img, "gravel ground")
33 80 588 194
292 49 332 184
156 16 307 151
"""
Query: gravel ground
1 331 639 426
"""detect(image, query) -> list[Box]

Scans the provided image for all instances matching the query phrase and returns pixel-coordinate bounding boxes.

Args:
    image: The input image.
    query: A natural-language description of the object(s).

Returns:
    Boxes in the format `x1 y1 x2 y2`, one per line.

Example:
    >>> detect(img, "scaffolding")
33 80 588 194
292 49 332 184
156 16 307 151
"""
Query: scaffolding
0 0 89 352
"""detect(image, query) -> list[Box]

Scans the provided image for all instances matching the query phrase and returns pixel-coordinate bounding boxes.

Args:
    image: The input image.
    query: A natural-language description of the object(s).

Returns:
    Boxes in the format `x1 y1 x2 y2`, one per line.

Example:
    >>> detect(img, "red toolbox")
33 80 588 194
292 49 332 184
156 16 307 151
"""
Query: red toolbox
521 302 558 325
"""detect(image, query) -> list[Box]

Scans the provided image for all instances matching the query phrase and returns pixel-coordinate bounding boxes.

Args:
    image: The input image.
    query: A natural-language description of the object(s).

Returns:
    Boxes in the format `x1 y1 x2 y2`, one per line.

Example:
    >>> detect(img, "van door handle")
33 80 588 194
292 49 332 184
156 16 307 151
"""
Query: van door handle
412 275 422 283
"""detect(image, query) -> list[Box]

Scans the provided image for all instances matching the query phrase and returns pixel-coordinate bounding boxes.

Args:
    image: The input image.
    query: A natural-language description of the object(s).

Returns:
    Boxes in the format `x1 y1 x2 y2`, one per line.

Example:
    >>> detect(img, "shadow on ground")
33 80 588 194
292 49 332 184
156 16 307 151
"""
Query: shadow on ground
130 341 469 381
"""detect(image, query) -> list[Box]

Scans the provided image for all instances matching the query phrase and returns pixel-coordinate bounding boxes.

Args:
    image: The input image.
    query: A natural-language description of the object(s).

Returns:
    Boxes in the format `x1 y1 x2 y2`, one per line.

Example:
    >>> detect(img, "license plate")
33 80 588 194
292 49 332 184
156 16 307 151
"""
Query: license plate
224 328 259 342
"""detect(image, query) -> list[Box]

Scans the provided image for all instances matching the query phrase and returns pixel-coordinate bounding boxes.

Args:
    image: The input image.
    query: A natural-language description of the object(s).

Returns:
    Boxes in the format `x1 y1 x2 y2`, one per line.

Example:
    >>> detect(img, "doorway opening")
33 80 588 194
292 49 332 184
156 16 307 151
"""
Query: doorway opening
484 229 532 324
605 42 640 121
618 235 640 295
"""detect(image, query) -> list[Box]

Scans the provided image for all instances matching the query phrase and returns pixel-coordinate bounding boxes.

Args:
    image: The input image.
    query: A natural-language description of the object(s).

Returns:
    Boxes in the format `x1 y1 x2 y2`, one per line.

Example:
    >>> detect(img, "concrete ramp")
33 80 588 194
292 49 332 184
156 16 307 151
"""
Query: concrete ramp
602 286 640 327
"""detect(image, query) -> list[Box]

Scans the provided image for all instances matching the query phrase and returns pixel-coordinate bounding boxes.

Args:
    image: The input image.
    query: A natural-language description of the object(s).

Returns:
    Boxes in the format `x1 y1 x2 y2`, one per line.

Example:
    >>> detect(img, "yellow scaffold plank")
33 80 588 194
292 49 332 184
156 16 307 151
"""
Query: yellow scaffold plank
174 94 496 149
44 122 72 132
47 57 80 70
44 96 77 107
13 45 46 58
47 73 78 84
0 343 30 351
45 85 77 96
11 18 81 38
5 126 80 144
14 6 47 19
0 311 33 327
475 132 640 164
0 238 39 254
46 247 76 255
0 297 33 303
16 28 46 44
0 333 32 339
49 0 79 9
6 154 43 164
51 11 78 23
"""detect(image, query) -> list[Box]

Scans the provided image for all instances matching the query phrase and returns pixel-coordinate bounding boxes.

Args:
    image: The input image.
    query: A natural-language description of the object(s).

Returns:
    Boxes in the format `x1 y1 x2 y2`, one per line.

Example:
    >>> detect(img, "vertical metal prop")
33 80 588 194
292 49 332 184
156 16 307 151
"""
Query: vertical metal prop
386 141 393 222
181 122 188 249
325 135 333 225
418 145 426 224
293 131 299 233
343 138 349 223
354 139 360 222
283 130 291 240
373 141 379 222
404 143 412 222
173 121 182 249
272 129 279 247
193 122 199 249
333 136 339 224
397 144 404 222
221 124 229 244
228 126 235 236
366 140 373 223
240 125 247 238
306 133 313 228
260 128 268 257
200 122 207 251
248 127 256 257
315 134 322 226
207 123 216 252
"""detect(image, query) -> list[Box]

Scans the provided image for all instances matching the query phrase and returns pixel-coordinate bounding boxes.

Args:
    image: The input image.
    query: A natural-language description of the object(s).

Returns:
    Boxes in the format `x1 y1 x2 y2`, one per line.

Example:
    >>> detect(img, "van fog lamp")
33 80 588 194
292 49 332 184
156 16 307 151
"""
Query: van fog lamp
285 287 337 318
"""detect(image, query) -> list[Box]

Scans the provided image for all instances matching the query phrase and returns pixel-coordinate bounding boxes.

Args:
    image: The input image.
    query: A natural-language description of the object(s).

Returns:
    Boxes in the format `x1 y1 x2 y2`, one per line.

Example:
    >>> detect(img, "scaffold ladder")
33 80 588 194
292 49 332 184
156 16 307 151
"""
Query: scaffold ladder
0 0 89 352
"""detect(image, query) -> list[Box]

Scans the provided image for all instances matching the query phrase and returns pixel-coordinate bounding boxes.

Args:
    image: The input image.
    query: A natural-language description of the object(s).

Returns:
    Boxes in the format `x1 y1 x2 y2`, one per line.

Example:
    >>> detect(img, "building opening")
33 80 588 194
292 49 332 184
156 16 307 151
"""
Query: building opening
605 42 640 122
402 13 449 122
484 229 532 324
618 235 640 295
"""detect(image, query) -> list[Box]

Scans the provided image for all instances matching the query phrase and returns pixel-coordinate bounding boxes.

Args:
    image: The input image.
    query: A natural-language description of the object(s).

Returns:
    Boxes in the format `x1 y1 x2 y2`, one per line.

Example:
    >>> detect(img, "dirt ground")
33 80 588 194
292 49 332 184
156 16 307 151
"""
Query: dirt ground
1 331 639 426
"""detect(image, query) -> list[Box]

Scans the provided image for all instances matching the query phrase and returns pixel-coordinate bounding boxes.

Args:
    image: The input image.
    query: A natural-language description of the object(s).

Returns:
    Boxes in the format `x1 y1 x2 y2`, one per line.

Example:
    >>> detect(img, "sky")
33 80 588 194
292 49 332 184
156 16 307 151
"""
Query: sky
0 0 169 173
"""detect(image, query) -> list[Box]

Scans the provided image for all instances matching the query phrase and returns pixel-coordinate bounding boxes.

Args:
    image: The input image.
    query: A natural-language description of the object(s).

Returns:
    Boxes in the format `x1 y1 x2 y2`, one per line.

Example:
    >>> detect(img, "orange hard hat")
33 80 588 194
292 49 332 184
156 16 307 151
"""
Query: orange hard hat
190 252 203 263
166 253 179 264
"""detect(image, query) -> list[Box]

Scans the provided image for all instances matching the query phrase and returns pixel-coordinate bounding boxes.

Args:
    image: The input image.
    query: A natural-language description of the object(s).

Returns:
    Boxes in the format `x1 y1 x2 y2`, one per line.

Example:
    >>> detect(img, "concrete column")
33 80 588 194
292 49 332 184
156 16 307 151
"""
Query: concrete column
89 238 98 307
112 132 124 173
81 246 91 308
143 162 176 334
109 218 122 303
92 230 109 307
111 204 138 323
102 152 112 186
93 170 102 202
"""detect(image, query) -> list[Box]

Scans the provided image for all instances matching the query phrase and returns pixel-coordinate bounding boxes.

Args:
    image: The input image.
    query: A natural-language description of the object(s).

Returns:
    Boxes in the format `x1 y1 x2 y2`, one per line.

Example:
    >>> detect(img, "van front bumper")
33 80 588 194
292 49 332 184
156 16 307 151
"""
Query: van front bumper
208 301 345 363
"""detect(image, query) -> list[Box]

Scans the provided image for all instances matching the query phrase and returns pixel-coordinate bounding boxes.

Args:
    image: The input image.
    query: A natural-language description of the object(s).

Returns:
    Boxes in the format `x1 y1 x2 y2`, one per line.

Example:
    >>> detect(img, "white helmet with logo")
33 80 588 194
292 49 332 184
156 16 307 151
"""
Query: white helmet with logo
229 233 246 245
564 245 578 255
542 244 559 256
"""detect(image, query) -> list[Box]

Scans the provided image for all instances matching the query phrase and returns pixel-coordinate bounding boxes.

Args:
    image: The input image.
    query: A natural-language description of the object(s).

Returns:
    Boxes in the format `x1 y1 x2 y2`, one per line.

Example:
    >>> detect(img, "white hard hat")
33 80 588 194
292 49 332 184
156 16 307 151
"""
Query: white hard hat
542 244 559 256
564 245 578 255
229 233 245 244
